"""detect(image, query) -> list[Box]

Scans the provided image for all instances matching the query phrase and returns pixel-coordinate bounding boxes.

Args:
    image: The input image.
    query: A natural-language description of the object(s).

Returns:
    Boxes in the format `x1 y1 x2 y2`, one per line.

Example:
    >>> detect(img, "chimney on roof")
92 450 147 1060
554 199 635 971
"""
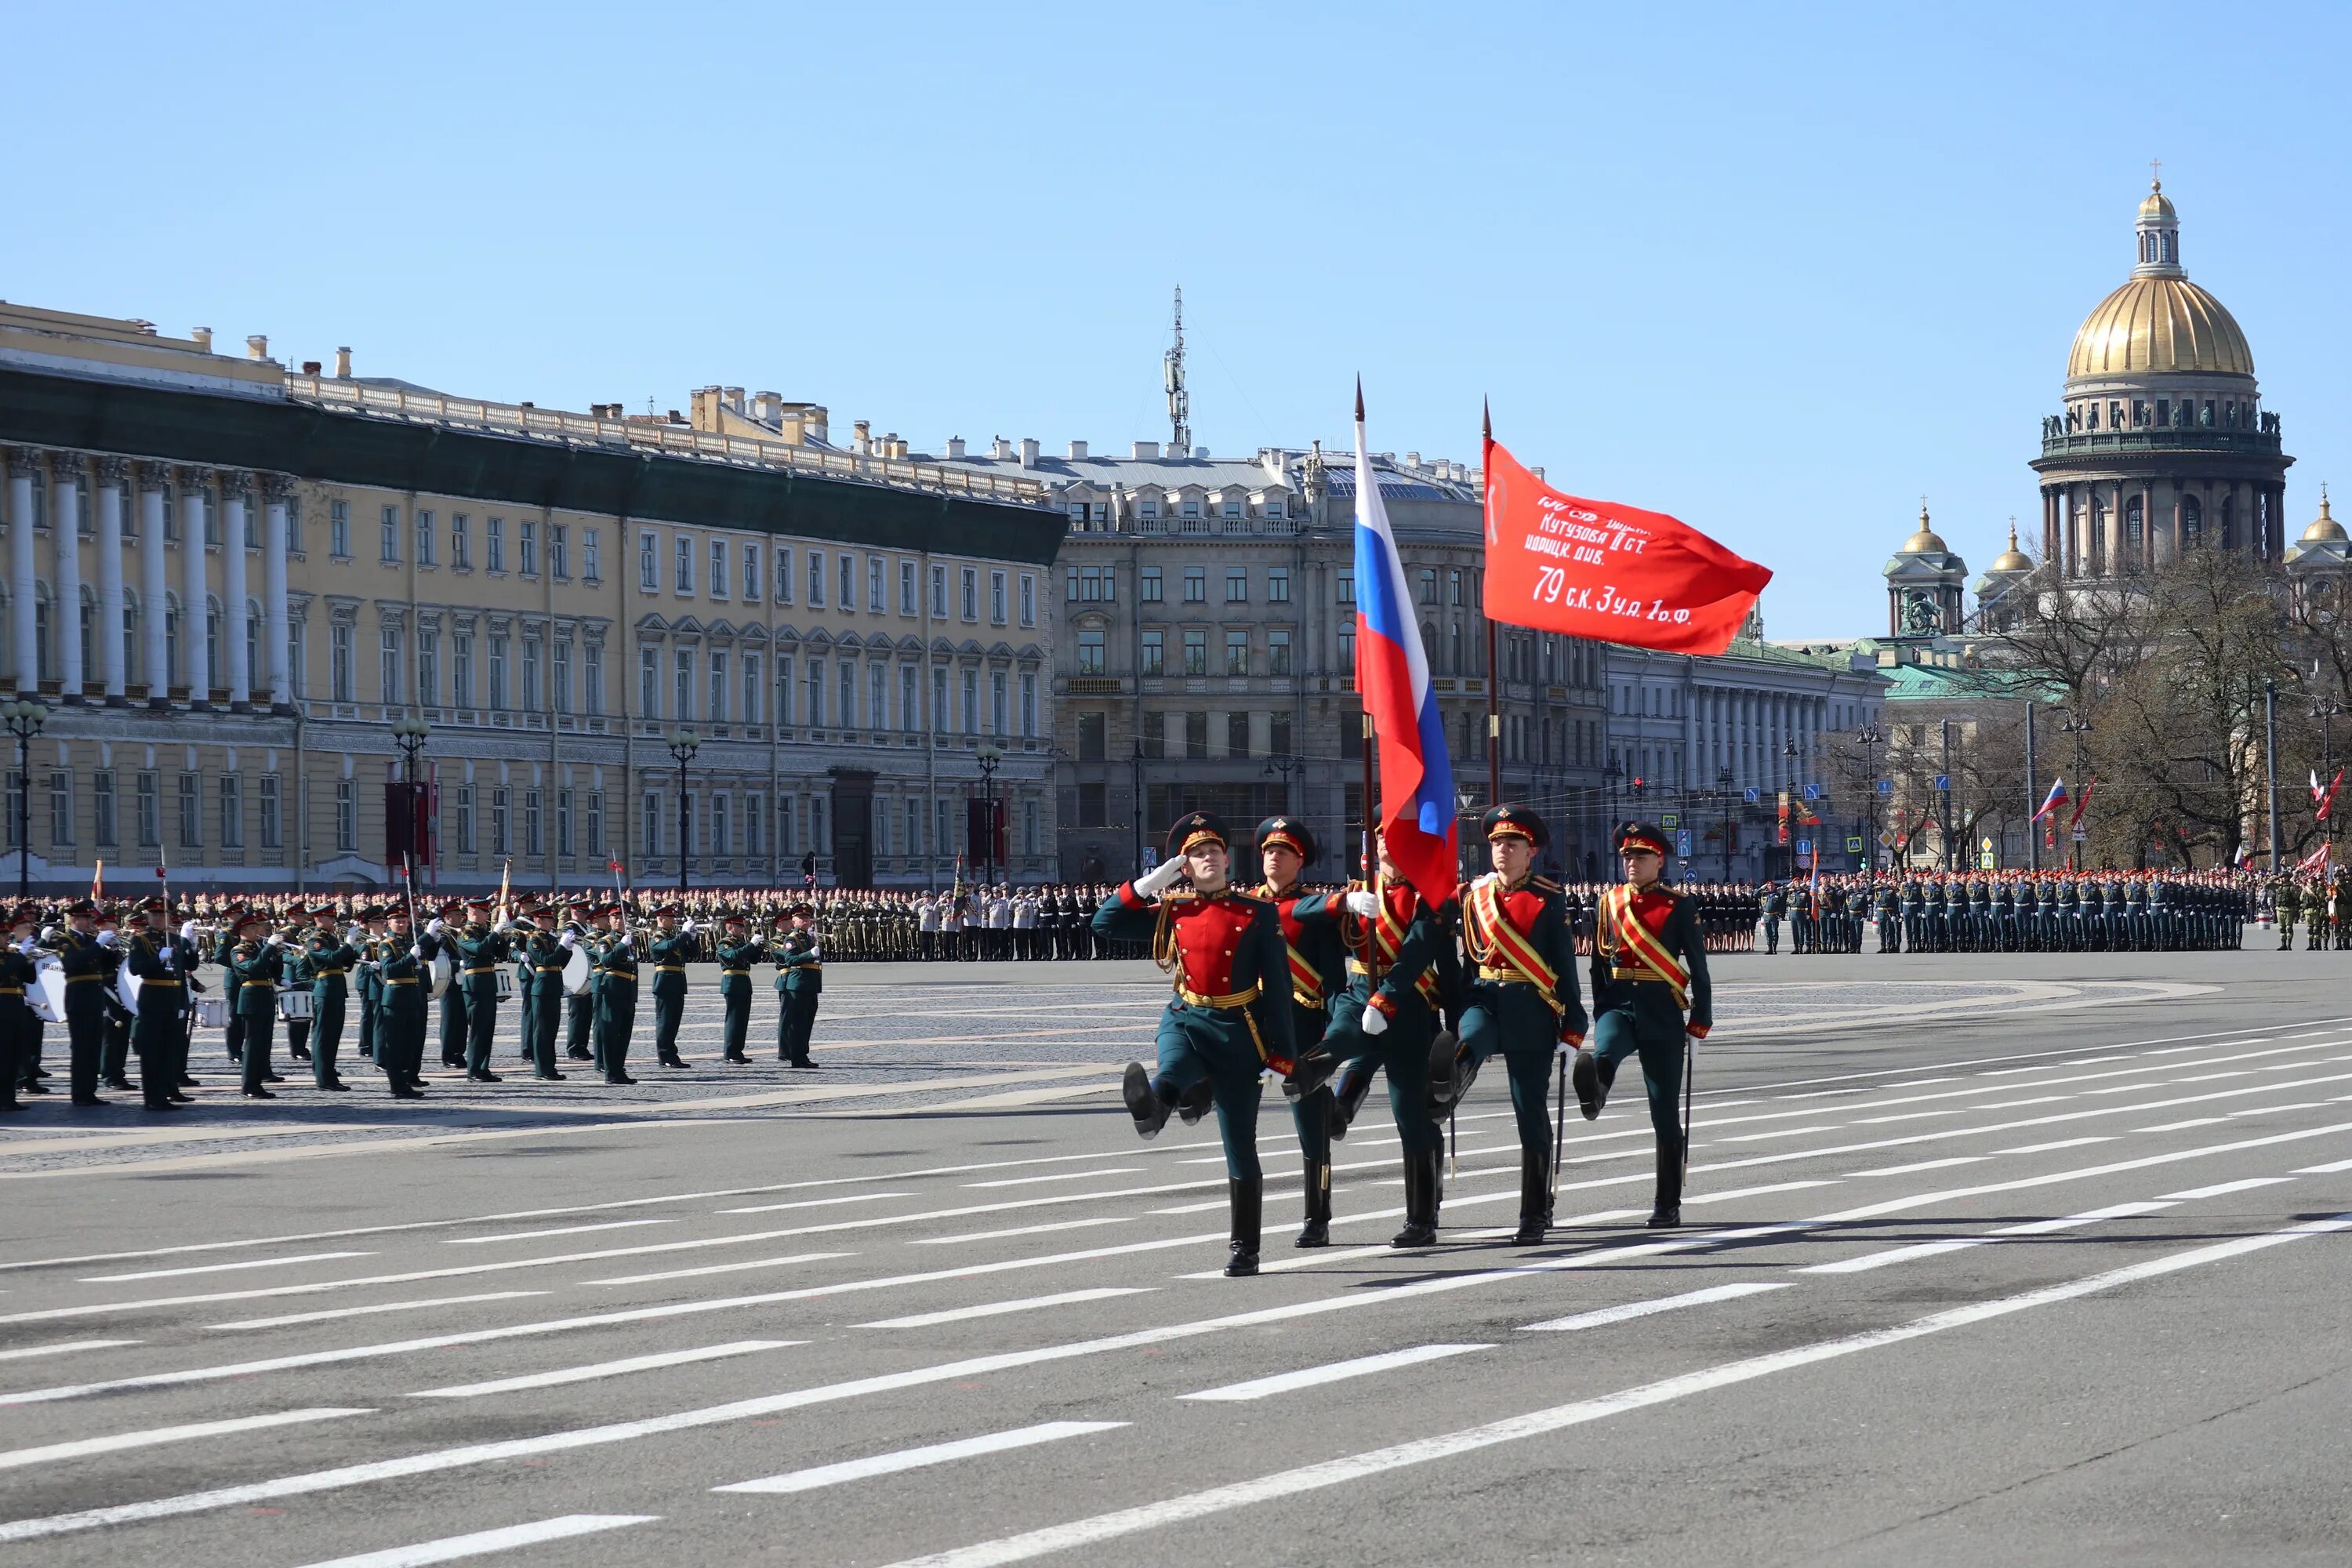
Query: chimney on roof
1133 440 1160 460
1404 452 1420 470
1068 440 1087 460
301 360 321 376
724 386 746 412
1018 437 1040 468
191 327 213 354
246 334 270 361
886 434 908 459
946 437 966 459
991 437 1014 461
333 346 352 378
853 419 872 455
753 390 781 423
1192 446 1207 460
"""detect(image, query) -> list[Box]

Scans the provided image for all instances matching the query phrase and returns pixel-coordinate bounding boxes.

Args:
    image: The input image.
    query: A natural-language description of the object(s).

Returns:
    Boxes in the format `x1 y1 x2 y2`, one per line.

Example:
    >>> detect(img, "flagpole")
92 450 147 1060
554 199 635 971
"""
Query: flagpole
1482 398 1500 818
1356 377 1384 993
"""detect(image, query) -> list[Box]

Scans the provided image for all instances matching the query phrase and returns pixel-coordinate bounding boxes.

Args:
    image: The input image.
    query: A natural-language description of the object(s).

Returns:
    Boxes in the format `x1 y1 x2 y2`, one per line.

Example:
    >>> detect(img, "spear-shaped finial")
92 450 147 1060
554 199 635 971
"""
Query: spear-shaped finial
1482 395 1492 442
1354 376 1363 424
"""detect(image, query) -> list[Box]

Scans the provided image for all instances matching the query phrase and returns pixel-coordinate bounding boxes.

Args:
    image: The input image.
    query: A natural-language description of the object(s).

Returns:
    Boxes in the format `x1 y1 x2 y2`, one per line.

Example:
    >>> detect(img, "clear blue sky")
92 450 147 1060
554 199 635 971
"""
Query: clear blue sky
11 2 2349 636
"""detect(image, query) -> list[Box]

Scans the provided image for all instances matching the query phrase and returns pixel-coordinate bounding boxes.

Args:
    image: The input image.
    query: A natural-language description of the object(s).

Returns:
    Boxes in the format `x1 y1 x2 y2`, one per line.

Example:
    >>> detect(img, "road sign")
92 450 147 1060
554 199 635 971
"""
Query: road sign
1933 774 1951 792
1676 829 1693 857
1744 787 1760 804
1846 835 1864 854
1661 812 1679 829
1878 829 1896 847
1802 784 1820 800
1876 779 1893 796
2071 828 2086 842
1795 838 1812 855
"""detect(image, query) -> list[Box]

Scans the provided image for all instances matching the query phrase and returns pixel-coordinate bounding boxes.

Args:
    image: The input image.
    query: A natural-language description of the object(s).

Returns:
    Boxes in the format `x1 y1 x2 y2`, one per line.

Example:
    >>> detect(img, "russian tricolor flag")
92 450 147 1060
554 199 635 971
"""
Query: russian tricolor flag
1352 384 1458 901
2032 777 2067 822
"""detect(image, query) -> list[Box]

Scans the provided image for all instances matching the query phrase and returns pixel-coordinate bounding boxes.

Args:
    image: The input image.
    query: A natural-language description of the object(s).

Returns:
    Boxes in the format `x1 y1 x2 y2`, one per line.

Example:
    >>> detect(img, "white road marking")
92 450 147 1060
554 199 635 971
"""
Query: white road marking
2161 1177 2295 1200
583 1251 851 1287
286 1513 658 1567
1519 1281 1790 1332
1683 1181 1838 1205
866 1217 2352 1568
80 1250 372 1283
2134 1118 2227 1133
411 1340 799 1399
1800 1200 2180 1275
1851 1157 1984 1177
857 1288 1153 1330
692 1192 914 1216
0 1406 371 1472
716 1422 1127 1496
1179 1343 1491 1402
2294 1156 2352 1174
0 1339 136 1362
207 1291 549 1331
1991 1138 2115 1155
443 1219 677 1245
962 1169 1142 1189
910 1218 1134 1246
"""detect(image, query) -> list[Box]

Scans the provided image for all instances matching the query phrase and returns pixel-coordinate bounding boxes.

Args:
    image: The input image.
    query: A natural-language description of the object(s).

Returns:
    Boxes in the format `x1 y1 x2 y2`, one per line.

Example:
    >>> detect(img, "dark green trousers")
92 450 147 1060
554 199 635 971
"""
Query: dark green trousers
720 979 751 1060
238 1009 276 1094
463 987 499 1073
439 989 467 1066
652 985 685 1062
1590 1006 1685 1160
312 989 346 1086
1319 988 1443 1156
527 985 561 1076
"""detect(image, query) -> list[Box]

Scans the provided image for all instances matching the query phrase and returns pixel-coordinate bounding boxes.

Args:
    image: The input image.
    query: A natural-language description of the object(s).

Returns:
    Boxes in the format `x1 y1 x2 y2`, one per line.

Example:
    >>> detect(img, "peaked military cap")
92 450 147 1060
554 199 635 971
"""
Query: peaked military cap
1614 820 1672 858
1254 815 1316 864
1167 811 1229 858
1483 805 1548 849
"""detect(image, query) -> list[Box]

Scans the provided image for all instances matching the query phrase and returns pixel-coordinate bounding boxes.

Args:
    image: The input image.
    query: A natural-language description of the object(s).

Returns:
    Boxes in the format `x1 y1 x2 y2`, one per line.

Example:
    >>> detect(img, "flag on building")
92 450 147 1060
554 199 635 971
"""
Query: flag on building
1480 423 1772 656
1354 383 1458 901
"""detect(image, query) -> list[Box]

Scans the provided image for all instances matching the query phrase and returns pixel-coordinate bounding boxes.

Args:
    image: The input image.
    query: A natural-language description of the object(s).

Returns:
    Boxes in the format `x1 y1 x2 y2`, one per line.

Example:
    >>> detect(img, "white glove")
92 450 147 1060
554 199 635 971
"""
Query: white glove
180 921 198 942
1360 1005 1389 1037
344 925 365 946
1134 858 1187 898
411 944 426 960
806 944 822 961
40 925 60 944
427 919 447 936
14 938 32 956
158 945 176 964
267 934 285 949
680 919 698 936
1344 890 1379 917
559 931 579 949
96 930 120 949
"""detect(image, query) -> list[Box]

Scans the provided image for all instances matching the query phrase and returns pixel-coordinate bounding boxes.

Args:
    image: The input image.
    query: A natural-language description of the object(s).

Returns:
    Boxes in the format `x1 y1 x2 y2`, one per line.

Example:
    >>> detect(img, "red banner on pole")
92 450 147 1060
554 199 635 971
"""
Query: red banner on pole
1482 434 1772 655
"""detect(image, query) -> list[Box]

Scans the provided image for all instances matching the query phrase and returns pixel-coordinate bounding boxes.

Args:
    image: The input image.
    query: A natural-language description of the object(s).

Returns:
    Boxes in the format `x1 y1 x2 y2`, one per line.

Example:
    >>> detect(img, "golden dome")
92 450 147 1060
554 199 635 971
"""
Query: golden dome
1902 503 1947 554
1989 521 2031 573
2138 182 2176 223
2067 276 2252 379
2303 487 2346 544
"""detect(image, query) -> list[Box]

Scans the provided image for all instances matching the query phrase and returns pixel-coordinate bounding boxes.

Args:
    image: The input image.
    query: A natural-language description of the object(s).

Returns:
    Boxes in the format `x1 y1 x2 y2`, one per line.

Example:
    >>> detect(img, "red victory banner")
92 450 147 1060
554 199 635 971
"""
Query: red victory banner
1483 432 1772 655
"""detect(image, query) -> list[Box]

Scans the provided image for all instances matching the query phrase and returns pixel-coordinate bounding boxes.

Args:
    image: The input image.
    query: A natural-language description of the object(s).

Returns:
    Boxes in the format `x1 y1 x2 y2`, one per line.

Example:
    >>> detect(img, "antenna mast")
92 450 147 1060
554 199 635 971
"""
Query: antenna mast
1163 285 1192 457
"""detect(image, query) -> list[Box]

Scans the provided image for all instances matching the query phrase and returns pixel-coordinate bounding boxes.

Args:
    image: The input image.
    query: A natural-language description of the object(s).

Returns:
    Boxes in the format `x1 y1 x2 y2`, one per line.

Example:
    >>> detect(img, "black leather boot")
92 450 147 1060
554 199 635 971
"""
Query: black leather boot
1175 1078 1215 1126
1647 1139 1683 1229
1427 1032 1475 1110
1294 1159 1331 1248
1225 1178 1263 1276
1329 1062 1377 1142
1570 1047 1605 1121
1122 1062 1170 1140
1391 1149 1439 1247
1284 1049 1338 1100
1511 1149 1551 1244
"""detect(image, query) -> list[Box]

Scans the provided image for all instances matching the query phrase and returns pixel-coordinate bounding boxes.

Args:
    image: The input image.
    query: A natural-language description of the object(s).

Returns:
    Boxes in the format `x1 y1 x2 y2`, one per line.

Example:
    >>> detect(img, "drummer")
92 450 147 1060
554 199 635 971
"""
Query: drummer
306 904 361 1092
517 898 568 1081
561 899 597 1062
0 906 35 1111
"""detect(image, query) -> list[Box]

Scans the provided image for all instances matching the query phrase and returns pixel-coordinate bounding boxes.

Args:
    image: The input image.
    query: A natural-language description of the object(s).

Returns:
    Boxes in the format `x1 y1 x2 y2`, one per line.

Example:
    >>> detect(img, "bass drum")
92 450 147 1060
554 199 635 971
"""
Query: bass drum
561 945 592 995
116 962 142 1014
30 960 66 1024
427 949 455 999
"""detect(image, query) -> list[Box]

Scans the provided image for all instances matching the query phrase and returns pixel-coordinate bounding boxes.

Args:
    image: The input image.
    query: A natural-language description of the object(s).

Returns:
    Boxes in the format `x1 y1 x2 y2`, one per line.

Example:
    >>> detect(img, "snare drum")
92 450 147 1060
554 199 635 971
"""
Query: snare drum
495 968 514 1000
194 996 228 1029
277 989 315 1022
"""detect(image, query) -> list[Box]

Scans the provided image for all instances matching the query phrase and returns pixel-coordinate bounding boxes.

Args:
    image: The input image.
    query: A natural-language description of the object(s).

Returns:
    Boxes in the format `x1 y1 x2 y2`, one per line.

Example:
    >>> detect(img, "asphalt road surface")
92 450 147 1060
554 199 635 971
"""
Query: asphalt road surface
2 951 2349 1566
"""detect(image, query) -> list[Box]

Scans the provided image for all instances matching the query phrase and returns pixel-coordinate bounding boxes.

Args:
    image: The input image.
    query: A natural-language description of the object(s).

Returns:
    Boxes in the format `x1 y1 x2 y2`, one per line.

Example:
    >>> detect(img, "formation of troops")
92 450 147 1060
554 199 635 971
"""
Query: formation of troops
1756 869 2261 955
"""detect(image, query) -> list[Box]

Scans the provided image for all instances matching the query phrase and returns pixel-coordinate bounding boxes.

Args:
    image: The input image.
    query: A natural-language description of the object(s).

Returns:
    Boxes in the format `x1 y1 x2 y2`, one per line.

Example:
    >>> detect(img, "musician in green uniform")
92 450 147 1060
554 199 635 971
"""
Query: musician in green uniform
431 899 467 1069
1256 815 1349 1247
1098 812 1297 1277
223 910 288 1099
442 896 509 1083
96 906 136 1092
124 896 187 1111
281 916 316 1065
353 906 386 1064
54 898 114 1106
647 906 694 1069
1571 822 1715 1229
378 907 433 1099
592 903 641 1085
774 905 822 1068
305 905 358 1091
717 912 764 1064
517 902 568 1081
1433 808 1587 1244
0 905 37 1112
563 899 597 1061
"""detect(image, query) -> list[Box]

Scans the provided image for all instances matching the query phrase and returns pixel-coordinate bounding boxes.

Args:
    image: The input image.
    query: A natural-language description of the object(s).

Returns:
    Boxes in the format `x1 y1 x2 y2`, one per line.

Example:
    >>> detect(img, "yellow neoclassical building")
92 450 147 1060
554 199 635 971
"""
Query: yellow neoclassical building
0 303 1065 894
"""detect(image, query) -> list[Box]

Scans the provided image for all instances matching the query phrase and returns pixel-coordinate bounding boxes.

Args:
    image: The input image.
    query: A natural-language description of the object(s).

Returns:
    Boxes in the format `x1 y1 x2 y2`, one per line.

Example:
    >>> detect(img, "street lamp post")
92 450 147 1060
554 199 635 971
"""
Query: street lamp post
1715 767 1736 880
2059 711 2092 870
1854 723 1885 877
2314 696 2343 854
667 728 699 893
1262 753 1300 815
0 699 47 902
975 741 1004 886
389 713 433 895
1783 737 1803 877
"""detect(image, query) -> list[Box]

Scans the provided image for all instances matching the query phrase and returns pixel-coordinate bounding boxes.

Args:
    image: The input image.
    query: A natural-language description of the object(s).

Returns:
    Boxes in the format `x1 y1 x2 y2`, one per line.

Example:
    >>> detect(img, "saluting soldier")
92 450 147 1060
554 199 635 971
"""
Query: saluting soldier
1432 807 1588 1244
774 905 823 1067
223 910 288 1099
305 905 358 1091
592 903 641 1085
1254 815 1349 1247
647 905 695 1069
53 898 114 1106
1100 811 1298 1277
717 913 765 1064
1571 822 1715 1229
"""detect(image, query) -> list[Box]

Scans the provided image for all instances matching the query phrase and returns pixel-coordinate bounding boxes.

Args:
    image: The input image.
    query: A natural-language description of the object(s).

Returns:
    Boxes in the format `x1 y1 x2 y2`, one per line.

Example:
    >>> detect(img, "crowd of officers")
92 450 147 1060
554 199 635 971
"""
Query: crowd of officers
0 893 827 1115
1754 869 2262 955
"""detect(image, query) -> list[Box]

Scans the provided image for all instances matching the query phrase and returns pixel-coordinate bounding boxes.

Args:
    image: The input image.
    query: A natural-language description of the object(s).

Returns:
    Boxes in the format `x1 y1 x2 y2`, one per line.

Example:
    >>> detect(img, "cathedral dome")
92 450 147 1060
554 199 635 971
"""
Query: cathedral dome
1900 503 1947 555
2065 180 2255 380
1988 523 2032 573
2303 488 2346 544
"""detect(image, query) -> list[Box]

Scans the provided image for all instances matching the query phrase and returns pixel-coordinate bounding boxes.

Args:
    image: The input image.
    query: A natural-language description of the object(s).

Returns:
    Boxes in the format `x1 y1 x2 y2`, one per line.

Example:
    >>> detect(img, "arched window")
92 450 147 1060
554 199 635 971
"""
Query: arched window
2181 494 2202 547
2125 495 2144 551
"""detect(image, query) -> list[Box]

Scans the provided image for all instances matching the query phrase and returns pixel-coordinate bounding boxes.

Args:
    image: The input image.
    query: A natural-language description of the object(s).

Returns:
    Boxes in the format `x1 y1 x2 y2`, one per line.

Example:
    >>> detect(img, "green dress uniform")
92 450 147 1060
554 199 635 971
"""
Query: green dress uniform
307 928 360 1089
224 935 288 1097
1096 811 1298 1277
520 926 567 1080
379 931 433 1098
1255 814 1350 1247
1572 823 1715 1229
593 928 641 1084
648 926 693 1068
124 924 187 1110
717 928 765 1062
449 921 510 1080
354 925 383 1062
53 925 113 1104
0 942 34 1110
774 929 822 1065
281 941 314 1063
563 918 595 1060
437 937 470 1069
1445 816 1588 1243
99 932 135 1089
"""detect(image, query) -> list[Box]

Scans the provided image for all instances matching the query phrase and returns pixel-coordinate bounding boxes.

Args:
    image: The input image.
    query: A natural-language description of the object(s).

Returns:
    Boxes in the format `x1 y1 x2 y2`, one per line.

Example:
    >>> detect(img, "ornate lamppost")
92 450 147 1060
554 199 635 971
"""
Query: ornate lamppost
667 728 699 892
0 699 47 902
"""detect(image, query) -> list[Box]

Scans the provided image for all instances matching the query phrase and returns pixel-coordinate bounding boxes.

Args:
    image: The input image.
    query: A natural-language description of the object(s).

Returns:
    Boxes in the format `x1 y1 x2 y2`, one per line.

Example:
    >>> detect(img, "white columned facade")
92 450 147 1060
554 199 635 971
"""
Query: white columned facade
221 472 250 708
95 458 126 701
139 467 169 706
262 474 290 708
50 453 83 700
180 469 209 705
8 451 37 692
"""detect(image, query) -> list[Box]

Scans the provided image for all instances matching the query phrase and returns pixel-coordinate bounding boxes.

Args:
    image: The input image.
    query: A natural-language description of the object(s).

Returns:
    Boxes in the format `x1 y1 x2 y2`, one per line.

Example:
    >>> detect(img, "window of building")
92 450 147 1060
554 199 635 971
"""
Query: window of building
330 500 350 559
586 789 604 857
1019 574 1036 626
1185 711 1209 759
1077 781 1107 826
585 643 604 713
1226 568 1248 603
135 771 159 847
1267 567 1290 604
416 630 438 706
674 535 693 593
1225 630 1249 676
808 659 825 726
1270 711 1292 757
491 786 510 855
1449 568 1464 606
521 638 541 710
486 517 506 573
331 623 353 702
1222 711 1248 757
1338 571 1355 606
557 788 574 858
869 661 887 729
1021 672 1036 736
710 793 728 856
709 651 727 722
1418 568 1438 604
930 564 947 618
1069 565 1113 602
1076 629 1105 676
839 661 856 731
516 518 537 577
551 524 569 580
639 645 659 717
1182 629 1207 676
961 568 978 622
990 570 1007 625
775 546 793 604
489 636 509 710
640 531 659 590
1182 568 1207 604
746 653 763 726
379 505 400 563
1140 566 1163 602
47 769 72 847
742 544 759 601
1338 626 1355 668
379 626 403 704
1267 628 1292 676
452 514 470 569
92 769 117 848
456 784 475 854
808 550 826 608
524 789 543 856
260 774 281 849
641 791 662 856
554 640 572 714
676 649 693 720
1142 630 1164 676
710 539 728 599
776 655 793 726
899 559 916 615
931 666 946 732
172 771 200 848
869 556 885 612
836 554 853 612
990 670 1008 734
416 509 435 567
898 663 914 730
962 668 978 734
334 779 354 851
1077 711 1106 760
